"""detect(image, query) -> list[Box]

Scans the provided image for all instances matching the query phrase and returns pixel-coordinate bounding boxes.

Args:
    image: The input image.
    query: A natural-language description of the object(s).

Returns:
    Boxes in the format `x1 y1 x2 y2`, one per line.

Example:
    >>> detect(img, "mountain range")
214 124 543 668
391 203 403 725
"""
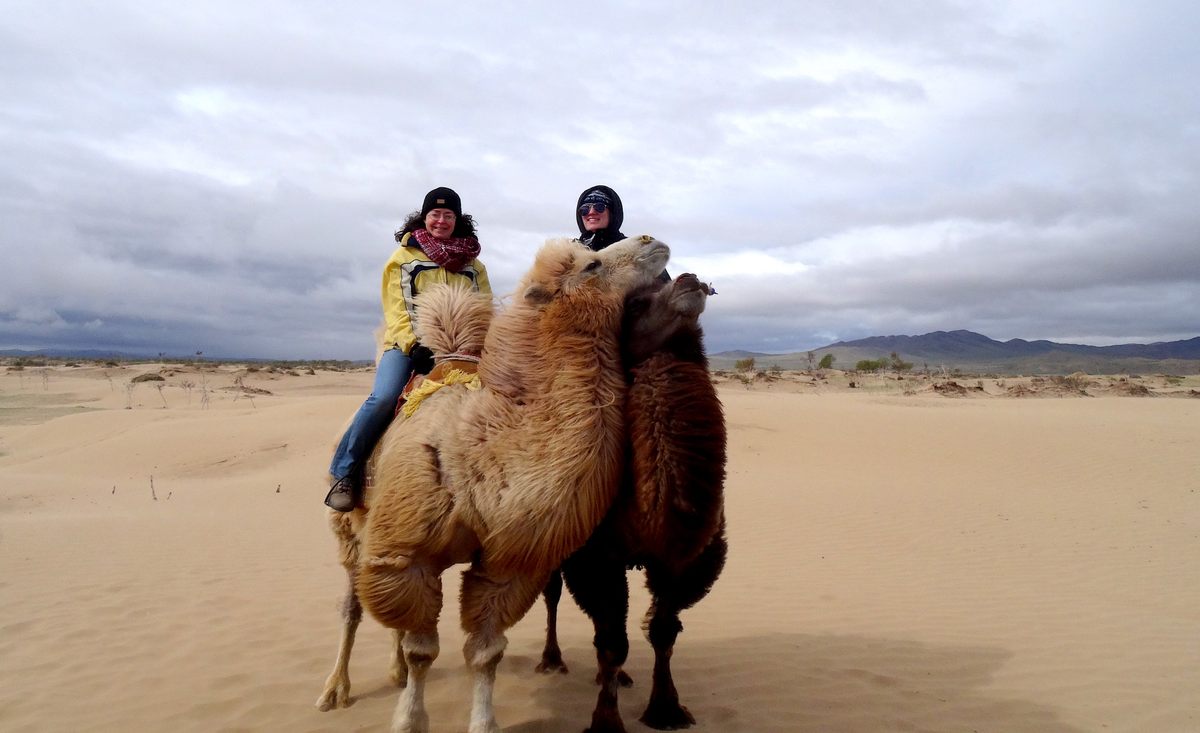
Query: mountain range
709 330 1200 375
6 330 1200 376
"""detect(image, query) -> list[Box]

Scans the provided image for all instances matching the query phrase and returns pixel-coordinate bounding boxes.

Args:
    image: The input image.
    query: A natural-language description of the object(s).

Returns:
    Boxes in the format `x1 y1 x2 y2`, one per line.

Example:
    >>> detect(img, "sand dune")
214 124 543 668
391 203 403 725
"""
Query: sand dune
1 364 1197 732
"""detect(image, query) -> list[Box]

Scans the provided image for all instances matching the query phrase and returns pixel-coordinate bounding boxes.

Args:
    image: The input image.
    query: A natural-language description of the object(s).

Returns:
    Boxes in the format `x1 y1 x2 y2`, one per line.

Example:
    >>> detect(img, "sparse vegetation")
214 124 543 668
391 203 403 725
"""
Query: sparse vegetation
734 357 756 372
131 373 165 383
1052 374 1091 393
889 352 914 372
855 358 889 373
818 354 835 369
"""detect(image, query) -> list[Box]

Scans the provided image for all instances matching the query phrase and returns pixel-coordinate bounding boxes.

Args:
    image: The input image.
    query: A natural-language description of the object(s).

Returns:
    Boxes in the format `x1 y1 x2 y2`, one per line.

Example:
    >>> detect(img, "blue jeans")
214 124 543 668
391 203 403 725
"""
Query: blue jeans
329 349 413 481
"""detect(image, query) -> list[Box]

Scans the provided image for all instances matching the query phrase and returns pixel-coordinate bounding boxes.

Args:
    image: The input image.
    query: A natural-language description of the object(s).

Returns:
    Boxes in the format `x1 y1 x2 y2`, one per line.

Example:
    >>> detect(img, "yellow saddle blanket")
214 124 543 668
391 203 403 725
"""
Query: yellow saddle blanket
398 358 481 418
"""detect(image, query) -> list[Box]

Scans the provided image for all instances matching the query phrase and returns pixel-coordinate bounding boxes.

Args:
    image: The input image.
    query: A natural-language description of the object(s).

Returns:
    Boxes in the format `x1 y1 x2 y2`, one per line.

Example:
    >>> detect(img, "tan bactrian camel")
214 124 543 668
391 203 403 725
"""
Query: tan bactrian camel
316 235 671 733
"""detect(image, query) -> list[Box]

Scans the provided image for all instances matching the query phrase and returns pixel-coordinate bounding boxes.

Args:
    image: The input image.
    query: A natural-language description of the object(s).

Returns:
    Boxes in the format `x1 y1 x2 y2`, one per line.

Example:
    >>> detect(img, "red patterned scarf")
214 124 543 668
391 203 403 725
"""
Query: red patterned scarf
411 228 481 272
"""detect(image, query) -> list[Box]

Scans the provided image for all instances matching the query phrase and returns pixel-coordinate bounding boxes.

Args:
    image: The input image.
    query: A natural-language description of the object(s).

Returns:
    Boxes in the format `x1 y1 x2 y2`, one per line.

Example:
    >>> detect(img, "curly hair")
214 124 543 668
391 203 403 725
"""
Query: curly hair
395 210 479 241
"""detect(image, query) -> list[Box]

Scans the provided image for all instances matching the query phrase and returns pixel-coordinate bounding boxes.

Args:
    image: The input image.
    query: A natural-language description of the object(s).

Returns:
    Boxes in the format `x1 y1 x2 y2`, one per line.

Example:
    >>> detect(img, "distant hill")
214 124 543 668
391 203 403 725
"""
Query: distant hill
9 333 1199 376
709 331 1200 375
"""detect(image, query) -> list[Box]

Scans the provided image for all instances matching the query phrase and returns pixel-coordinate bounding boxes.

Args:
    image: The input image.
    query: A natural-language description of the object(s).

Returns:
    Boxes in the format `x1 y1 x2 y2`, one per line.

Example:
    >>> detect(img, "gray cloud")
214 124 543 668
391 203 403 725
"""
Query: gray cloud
3 1 1197 359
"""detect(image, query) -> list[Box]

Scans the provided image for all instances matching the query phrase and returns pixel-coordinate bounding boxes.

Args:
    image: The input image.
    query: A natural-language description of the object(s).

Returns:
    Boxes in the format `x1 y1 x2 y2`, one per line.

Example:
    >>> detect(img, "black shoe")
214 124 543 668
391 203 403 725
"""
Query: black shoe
324 476 358 512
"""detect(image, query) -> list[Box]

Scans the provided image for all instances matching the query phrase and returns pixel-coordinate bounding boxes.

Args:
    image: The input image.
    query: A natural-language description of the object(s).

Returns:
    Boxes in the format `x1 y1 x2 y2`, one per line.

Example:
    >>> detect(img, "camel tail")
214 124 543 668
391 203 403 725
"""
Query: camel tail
413 283 494 358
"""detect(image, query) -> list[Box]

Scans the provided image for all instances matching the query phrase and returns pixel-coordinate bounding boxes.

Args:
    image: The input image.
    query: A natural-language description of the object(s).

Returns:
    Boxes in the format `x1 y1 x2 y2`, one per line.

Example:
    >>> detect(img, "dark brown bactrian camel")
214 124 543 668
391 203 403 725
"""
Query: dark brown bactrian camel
315 235 671 733
536 272 728 733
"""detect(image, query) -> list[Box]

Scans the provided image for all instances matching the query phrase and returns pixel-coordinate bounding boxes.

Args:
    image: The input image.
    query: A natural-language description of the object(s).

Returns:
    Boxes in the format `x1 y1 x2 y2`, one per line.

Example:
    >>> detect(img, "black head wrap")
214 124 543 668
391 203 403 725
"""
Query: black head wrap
575 184 626 251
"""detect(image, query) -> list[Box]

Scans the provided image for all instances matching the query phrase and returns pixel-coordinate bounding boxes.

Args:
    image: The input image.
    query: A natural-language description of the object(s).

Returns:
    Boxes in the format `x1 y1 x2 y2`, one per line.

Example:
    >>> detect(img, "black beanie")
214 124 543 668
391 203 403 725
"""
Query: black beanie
421 187 462 217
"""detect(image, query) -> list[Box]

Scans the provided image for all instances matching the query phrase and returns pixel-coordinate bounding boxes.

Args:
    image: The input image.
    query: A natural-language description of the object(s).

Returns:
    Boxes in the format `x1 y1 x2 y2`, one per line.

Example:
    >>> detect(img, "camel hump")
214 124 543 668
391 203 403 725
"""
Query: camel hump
413 283 494 358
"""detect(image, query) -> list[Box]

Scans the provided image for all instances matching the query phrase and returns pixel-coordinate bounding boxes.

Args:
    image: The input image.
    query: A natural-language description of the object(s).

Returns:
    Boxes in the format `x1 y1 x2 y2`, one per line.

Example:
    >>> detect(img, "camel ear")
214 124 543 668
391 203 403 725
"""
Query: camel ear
523 283 555 305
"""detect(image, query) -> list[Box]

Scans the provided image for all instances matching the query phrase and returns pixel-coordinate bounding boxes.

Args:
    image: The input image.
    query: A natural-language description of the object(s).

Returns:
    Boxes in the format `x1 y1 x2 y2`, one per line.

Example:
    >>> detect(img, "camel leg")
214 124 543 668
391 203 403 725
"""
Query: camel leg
356 557 445 733
316 568 363 711
389 629 409 687
562 546 632 733
461 566 548 733
536 568 569 674
390 629 439 733
639 530 727 730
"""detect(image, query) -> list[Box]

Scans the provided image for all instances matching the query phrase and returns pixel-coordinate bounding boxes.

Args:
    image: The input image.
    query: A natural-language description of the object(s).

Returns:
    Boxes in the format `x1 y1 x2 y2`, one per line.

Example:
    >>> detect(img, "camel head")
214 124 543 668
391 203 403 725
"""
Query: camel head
520 235 670 308
622 273 713 367
480 235 670 399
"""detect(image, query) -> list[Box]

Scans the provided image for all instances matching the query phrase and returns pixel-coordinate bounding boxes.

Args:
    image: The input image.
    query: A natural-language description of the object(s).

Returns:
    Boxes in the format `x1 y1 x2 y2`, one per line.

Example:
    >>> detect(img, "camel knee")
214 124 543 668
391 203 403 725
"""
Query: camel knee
594 627 629 668
463 632 507 670
395 631 438 674
342 588 363 625
646 614 683 649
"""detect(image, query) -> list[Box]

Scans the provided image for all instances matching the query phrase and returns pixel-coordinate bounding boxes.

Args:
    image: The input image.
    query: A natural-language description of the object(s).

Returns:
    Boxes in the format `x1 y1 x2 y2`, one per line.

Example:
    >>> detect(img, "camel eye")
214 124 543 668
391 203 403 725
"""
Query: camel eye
583 259 601 272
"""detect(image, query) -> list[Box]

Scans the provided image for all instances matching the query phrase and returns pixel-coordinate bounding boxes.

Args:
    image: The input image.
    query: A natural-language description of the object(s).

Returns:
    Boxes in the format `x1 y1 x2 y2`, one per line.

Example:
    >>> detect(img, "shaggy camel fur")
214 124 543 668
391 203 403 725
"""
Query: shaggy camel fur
536 273 727 733
316 235 670 733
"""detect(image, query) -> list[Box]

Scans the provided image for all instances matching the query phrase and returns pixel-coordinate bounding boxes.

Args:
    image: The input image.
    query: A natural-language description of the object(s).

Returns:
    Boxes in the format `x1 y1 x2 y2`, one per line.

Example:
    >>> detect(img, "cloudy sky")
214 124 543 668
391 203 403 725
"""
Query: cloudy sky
3 1 1197 359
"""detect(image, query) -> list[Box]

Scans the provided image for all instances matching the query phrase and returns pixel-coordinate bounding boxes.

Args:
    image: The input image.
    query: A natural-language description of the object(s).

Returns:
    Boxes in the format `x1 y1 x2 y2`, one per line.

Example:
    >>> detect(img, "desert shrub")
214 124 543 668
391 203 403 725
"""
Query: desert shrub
856 358 888 372
735 357 756 372
1050 374 1090 393
131 373 165 383
818 353 835 369
889 352 913 372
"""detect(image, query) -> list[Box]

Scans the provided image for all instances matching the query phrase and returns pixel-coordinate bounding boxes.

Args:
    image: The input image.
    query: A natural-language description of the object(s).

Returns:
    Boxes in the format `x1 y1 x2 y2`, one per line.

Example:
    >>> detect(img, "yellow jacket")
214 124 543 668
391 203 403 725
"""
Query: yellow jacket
381 232 491 354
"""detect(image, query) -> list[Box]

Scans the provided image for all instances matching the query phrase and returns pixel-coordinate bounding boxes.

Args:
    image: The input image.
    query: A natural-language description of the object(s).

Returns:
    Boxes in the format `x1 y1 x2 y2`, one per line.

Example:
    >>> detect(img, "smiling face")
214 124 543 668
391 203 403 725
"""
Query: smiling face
580 204 610 232
424 208 457 239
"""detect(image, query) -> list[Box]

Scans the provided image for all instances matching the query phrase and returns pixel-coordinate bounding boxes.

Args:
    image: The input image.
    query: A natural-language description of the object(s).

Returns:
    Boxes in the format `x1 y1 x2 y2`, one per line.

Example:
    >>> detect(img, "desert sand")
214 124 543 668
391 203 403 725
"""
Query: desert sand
1 363 1197 732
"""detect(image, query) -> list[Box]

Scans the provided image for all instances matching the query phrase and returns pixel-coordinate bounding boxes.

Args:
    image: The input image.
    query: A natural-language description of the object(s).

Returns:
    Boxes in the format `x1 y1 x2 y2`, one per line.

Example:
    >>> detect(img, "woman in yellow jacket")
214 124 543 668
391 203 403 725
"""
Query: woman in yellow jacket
325 187 491 511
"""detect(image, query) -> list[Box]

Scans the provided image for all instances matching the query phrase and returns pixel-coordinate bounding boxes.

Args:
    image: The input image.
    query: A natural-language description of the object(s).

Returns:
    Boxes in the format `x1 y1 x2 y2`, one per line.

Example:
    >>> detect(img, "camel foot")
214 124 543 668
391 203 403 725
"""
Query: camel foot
315 683 351 711
639 700 694 730
536 651 569 674
584 707 628 733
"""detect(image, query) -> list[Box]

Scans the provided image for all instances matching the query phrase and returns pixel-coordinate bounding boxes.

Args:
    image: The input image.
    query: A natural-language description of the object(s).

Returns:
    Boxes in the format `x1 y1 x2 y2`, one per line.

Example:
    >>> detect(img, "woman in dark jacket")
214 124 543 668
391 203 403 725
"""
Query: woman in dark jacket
576 184 669 281
575 185 627 251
